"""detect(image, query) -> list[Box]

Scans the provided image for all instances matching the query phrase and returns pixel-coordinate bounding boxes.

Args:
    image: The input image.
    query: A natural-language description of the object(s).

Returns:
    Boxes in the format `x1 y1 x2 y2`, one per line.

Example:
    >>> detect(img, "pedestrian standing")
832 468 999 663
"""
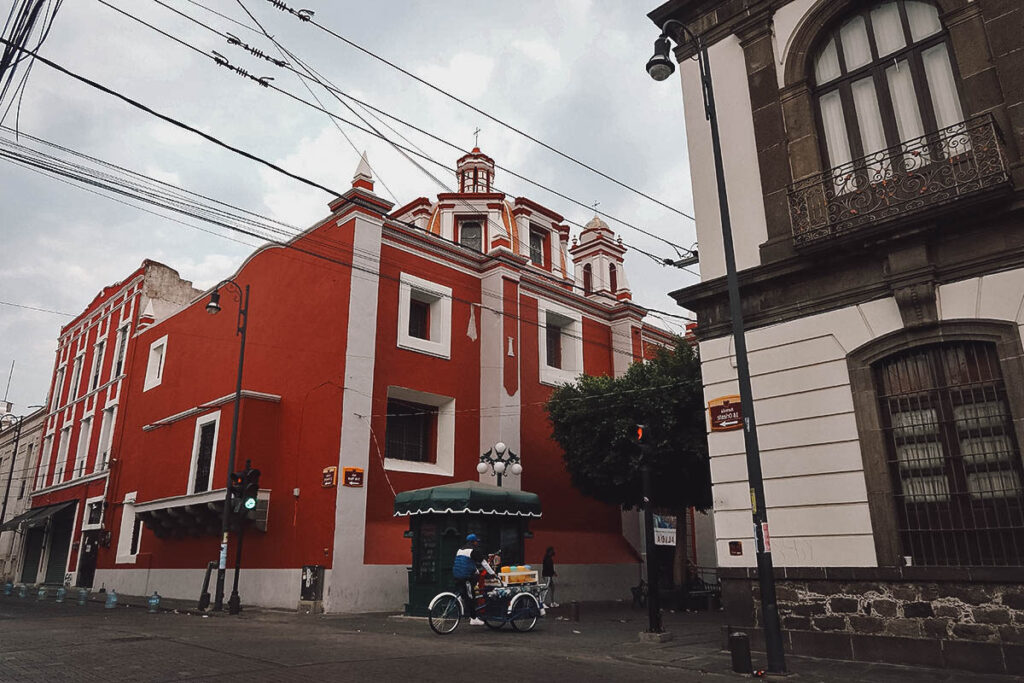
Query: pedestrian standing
542 546 558 607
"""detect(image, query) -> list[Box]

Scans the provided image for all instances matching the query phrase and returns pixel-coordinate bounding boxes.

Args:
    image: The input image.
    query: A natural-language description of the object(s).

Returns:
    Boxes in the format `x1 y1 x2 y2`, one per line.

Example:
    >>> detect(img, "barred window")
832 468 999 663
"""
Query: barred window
876 341 1024 566
385 399 436 463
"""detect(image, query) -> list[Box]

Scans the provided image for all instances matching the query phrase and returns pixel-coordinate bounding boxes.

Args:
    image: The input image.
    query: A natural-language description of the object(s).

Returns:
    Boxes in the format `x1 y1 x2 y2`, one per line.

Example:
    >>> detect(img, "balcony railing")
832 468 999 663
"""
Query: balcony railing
788 114 1010 246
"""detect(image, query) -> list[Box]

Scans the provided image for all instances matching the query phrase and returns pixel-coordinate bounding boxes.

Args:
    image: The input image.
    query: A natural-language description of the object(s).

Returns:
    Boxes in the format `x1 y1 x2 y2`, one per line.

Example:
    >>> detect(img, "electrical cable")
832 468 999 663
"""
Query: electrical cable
62 2 691 291
0 39 693 368
136 0 694 257
266 0 697 221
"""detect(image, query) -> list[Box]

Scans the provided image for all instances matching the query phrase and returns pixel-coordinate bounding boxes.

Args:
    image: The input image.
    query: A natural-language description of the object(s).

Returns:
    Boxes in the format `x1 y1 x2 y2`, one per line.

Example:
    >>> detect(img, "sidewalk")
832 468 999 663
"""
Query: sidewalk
555 603 1019 682
376 600 1019 682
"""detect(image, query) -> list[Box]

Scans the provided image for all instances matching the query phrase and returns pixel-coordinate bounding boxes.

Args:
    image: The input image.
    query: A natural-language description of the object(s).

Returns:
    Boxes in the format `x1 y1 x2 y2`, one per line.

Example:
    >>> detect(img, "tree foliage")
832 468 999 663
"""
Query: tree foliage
545 337 711 511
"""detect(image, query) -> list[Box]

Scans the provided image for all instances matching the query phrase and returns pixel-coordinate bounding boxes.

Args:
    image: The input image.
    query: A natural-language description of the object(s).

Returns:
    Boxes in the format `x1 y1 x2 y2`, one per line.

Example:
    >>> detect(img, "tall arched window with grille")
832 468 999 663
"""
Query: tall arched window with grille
813 0 965 182
583 264 592 295
875 341 1024 566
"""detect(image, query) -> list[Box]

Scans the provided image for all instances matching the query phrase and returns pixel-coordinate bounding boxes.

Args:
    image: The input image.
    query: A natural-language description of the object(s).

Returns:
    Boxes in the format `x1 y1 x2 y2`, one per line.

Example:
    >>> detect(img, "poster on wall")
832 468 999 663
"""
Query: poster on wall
653 513 676 546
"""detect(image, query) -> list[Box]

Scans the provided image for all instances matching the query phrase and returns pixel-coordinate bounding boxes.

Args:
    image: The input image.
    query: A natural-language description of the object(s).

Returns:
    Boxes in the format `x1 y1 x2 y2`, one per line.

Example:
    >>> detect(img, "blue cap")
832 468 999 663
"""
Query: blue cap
466 534 478 542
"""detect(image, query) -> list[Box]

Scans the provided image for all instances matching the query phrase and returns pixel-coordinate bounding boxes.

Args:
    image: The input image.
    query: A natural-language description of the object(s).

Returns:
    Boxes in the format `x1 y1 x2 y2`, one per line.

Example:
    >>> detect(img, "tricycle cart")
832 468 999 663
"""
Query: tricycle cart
429 570 547 635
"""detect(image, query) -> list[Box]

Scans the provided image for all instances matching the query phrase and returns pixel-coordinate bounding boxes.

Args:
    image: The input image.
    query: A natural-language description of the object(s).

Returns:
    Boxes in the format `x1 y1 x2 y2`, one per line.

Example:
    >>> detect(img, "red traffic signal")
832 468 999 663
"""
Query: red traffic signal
635 424 649 444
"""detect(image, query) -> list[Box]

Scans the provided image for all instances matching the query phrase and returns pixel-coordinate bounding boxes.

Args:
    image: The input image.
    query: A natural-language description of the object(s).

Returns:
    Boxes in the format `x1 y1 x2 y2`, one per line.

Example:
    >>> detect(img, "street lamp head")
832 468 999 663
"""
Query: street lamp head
510 462 523 476
494 441 507 455
206 289 222 315
646 35 675 81
493 461 506 475
476 462 488 475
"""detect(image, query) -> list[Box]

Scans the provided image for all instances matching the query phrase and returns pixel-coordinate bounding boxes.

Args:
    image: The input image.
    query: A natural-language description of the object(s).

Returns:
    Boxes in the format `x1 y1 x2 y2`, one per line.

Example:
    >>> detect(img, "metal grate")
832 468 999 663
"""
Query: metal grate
875 341 1024 566
789 113 1010 245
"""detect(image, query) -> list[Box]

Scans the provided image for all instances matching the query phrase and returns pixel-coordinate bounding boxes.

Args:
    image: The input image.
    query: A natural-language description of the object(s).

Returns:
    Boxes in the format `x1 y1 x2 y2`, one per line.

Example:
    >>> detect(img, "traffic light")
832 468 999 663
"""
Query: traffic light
229 469 245 514
635 423 649 445
240 463 261 513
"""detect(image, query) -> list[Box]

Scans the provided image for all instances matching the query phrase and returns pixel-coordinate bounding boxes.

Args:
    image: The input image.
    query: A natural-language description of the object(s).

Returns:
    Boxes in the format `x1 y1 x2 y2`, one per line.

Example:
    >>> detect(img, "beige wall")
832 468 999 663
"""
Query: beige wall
680 34 767 281
701 267 1024 568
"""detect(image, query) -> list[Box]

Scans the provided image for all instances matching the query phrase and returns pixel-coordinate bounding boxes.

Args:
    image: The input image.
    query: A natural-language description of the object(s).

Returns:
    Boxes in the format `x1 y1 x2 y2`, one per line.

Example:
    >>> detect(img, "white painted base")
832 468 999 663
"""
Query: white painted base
92 562 647 612
91 568 301 610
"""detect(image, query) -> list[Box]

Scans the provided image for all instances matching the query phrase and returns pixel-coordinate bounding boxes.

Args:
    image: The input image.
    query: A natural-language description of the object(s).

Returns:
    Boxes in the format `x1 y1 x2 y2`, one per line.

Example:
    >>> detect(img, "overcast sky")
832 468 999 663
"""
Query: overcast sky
0 0 698 413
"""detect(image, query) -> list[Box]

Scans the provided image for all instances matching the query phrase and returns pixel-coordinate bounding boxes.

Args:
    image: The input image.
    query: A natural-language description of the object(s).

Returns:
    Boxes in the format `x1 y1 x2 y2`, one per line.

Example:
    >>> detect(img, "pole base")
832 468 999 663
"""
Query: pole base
197 591 210 611
638 630 674 643
228 592 241 615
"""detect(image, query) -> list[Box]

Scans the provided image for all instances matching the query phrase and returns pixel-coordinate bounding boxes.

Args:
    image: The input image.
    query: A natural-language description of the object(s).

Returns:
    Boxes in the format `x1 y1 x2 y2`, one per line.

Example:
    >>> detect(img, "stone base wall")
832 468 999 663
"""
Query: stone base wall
721 566 1024 675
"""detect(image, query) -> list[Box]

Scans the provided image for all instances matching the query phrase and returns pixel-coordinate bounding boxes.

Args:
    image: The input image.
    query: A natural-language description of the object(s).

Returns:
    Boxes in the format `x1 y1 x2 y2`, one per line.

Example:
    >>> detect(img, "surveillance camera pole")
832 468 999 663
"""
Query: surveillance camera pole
655 19 786 673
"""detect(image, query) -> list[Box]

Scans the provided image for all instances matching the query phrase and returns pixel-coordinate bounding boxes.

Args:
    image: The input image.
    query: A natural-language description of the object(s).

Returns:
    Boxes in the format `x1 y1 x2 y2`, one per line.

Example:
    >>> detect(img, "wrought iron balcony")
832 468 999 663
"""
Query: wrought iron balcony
788 114 1010 246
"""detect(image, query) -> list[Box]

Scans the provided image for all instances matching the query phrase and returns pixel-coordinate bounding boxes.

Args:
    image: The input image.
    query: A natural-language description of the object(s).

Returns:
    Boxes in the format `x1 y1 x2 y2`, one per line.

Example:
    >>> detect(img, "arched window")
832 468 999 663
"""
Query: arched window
813 1 964 178
583 264 592 295
609 264 617 293
875 340 1024 566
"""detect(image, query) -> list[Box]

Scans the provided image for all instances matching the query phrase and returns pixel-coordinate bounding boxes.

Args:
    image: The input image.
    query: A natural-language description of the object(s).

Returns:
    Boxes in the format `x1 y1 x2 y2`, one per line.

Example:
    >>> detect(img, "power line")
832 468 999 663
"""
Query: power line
137 0 693 258
0 300 74 317
91 0 691 277
0 39 692 363
263 0 696 222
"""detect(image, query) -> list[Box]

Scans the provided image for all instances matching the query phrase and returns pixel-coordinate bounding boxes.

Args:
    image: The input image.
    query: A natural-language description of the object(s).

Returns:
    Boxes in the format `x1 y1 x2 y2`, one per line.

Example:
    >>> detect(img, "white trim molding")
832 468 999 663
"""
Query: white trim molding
537 298 584 386
397 272 452 359
383 386 456 476
143 335 168 392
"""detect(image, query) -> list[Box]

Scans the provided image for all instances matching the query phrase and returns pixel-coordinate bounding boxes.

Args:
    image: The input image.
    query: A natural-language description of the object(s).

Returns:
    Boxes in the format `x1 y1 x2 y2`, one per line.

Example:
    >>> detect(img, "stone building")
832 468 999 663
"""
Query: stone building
649 0 1023 674
0 405 45 580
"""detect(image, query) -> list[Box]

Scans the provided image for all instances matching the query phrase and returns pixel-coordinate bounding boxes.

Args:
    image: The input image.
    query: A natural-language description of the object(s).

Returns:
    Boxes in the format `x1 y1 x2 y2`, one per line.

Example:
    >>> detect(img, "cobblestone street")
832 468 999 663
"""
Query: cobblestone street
1 595 1020 682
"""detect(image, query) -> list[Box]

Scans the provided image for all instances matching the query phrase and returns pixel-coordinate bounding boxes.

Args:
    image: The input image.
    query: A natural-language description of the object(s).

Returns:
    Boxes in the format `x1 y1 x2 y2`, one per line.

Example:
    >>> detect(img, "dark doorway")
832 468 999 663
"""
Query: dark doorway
43 506 74 585
77 530 101 588
20 527 44 584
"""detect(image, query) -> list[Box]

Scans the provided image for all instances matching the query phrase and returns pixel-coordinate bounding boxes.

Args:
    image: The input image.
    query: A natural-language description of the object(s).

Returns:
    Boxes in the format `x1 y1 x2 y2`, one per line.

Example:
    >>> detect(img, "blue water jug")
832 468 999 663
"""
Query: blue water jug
147 591 161 613
55 586 66 603
17 584 27 598
3 580 12 596
104 589 117 609
36 586 47 601
77 588 89 605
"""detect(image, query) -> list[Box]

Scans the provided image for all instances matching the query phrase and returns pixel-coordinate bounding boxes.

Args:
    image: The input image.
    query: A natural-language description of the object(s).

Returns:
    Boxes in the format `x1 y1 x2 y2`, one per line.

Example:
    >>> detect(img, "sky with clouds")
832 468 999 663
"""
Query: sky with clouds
0 0 698 413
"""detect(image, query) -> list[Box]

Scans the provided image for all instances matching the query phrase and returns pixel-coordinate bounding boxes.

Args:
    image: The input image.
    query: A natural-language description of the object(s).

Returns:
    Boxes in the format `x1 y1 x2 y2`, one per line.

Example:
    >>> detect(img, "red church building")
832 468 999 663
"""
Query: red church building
31 150 676 611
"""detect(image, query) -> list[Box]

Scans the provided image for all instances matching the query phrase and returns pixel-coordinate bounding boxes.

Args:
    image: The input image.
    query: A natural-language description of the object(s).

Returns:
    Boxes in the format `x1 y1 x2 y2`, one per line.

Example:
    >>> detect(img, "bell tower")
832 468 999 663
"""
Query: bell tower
455 148 495 193
569 216 631 301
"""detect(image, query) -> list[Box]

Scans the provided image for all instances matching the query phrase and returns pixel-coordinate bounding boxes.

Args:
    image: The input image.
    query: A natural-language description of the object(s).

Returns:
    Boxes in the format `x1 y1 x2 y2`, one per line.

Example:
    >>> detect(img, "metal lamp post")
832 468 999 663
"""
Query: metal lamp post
205 279 249 613
648 20 786 673
476 442 522 487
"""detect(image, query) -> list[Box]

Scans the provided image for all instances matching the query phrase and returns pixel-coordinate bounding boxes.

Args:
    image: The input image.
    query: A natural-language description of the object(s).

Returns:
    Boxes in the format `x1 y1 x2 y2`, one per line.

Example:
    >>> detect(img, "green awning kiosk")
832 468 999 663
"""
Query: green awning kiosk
394 481 542 616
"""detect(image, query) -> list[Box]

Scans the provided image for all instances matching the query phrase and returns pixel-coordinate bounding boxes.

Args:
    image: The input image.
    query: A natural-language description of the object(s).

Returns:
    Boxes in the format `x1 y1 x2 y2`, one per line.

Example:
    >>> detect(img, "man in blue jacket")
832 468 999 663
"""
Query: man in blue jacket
453 534 500 625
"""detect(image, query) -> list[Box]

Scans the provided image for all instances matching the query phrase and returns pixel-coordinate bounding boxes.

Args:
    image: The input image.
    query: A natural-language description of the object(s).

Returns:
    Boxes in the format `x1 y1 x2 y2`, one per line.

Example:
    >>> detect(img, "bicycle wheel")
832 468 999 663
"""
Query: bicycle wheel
429 594 462 635
510 593 539 632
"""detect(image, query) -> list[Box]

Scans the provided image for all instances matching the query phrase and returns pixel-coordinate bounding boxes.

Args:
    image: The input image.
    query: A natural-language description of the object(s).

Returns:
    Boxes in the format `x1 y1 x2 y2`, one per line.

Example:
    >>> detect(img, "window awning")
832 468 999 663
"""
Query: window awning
393 480 542 518
0 500 76 531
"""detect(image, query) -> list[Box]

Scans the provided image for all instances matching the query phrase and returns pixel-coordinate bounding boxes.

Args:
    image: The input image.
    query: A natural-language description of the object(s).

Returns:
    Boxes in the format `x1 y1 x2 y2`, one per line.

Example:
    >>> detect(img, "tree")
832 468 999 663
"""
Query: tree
545 336 711 585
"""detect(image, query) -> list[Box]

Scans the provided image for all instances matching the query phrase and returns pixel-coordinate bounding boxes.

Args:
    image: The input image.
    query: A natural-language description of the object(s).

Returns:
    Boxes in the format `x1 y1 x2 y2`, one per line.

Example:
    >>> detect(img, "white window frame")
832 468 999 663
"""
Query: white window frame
51 366 66 410
82 494 105 531
53 426 71 485
69 352 84 402
95 406 116 473
143 335 168 392
397 273 452 359
116 491 140 564
383 386 455 476
187 411 221 495
90 339 106 392
74 416 92 478
113 324 129 377
37 435 53 489
537 299 584 387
